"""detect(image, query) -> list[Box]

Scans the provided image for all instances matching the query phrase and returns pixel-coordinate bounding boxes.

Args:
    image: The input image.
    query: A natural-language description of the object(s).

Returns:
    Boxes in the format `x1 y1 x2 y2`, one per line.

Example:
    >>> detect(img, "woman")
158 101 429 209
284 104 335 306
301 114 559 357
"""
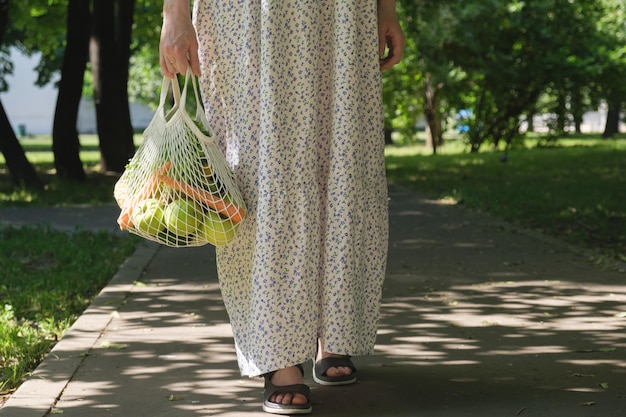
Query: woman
160 0 404 414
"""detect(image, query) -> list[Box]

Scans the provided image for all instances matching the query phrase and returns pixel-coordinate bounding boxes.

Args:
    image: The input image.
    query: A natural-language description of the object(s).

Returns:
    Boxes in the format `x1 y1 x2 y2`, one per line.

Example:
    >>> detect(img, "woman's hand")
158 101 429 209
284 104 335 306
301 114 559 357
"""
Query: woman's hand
160 0 201 78
378 0 405 71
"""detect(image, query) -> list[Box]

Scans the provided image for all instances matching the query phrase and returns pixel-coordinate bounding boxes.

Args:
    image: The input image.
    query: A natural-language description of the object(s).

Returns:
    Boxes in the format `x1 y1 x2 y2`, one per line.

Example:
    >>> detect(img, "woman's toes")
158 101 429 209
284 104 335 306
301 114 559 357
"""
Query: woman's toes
270 392 307 405
291 393 308 405
268 366 308 405
270 392 284 404
325 365 352 377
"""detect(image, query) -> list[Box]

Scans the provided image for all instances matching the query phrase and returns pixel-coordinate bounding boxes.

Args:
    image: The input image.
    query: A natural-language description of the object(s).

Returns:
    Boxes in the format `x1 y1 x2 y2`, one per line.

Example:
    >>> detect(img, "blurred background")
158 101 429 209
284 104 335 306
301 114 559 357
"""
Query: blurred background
0 0 624 185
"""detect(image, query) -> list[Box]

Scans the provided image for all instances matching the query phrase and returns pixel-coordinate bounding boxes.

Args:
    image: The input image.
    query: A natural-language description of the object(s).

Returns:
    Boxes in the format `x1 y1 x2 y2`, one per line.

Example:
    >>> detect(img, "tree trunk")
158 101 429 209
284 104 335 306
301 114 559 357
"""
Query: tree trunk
574 116 582 134
570 90 583 134
0 101 44 189
0 0 43 189
423 74 443 154
526 114 535 132
602 101 620 138
53 0 91 181
90 0 135 173
556 93 566 134
116 0 135 140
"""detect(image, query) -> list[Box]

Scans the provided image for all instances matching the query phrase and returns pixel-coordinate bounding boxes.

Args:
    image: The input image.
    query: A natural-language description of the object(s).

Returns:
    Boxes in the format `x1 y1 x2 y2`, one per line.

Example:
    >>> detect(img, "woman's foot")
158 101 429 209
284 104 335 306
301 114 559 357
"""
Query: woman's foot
268 366 308 405
315 350 354 378
313 341 357 386
263 365 312 415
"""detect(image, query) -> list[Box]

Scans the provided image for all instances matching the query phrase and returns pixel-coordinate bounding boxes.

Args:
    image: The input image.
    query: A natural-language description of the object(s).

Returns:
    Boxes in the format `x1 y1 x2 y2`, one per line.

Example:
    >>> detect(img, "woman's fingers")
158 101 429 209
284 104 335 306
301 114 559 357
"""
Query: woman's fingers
378 1 405 71
380 33 404 71
159 7 201 78
160 48 200 78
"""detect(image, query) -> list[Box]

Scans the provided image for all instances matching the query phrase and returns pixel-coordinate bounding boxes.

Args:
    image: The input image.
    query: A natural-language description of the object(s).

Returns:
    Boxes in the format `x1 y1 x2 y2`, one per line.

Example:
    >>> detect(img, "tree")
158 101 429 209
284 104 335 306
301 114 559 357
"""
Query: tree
52 0 91 181
90 0 136 173
0 102 44 189
127 1 164 109
381 2 421 146
383 0 460 152
7 0 88 183
410 0 463 153
436 0 610 150
447 1 555 150
388 0 624 152
0 0 43 189
1 0 166 190
597 0 626 138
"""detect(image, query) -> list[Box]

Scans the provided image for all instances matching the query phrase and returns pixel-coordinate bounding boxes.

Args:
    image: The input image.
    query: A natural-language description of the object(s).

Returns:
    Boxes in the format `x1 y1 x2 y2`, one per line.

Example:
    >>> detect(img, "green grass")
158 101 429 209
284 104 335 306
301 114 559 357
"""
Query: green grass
1 135 141 393
0 227 138 393
385 134 626 262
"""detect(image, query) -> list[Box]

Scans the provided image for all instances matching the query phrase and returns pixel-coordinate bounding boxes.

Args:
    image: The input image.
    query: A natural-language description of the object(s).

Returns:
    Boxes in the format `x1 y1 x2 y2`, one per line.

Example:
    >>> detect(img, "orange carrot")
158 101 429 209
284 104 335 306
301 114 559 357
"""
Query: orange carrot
157 174 245 223
117 207 133 230
117 162 172 230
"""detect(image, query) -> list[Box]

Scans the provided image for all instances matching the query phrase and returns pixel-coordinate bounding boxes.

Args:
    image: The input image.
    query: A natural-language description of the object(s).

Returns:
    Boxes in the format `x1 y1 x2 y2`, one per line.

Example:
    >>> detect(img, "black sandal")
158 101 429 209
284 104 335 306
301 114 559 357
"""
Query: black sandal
263 364 312 415
313 356 357 386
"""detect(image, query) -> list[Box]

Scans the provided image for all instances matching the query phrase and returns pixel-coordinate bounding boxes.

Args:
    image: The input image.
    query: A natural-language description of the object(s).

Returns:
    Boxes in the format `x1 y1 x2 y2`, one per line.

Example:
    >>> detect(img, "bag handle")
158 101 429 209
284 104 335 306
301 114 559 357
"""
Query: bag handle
179 67 205 122
158 66 213 140
159 73 181 122
159 67 204 115
158 66 193 108
191 73 205 122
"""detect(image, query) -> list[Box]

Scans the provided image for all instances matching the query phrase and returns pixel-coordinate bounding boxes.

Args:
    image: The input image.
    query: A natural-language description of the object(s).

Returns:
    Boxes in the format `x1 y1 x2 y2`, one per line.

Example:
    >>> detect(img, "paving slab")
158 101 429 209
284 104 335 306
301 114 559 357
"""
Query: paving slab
0 204 123 234
1 186 626 416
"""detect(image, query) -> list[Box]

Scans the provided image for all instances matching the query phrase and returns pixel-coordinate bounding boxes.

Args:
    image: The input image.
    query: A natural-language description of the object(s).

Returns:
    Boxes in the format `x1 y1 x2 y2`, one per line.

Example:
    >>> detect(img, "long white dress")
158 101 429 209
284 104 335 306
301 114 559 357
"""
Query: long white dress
193 0 388 377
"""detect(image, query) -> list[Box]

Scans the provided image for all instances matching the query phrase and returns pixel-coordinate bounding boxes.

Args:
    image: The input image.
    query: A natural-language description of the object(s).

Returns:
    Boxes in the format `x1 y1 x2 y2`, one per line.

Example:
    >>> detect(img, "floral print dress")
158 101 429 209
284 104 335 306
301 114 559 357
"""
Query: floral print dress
193 0 388 377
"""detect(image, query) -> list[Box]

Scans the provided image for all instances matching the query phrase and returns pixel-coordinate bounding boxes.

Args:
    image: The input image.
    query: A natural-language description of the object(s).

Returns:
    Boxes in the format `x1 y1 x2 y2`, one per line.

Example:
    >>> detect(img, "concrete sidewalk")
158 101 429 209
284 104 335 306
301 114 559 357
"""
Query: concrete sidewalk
2 186 626 416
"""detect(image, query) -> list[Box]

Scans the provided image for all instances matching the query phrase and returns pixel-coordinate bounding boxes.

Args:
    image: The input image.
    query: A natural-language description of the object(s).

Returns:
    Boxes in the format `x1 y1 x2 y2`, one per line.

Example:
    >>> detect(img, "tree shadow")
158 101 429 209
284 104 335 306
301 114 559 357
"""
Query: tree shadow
6 187 626 416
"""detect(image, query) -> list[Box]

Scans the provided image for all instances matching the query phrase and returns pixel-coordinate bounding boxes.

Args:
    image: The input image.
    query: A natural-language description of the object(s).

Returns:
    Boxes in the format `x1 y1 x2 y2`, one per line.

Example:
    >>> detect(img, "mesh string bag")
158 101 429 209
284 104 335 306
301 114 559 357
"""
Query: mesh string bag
114 68 246 247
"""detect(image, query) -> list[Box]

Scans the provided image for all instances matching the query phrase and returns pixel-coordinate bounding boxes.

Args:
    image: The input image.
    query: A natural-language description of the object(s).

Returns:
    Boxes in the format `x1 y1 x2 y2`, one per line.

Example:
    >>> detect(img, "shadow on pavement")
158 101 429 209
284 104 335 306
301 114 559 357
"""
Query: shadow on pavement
3 187 626 416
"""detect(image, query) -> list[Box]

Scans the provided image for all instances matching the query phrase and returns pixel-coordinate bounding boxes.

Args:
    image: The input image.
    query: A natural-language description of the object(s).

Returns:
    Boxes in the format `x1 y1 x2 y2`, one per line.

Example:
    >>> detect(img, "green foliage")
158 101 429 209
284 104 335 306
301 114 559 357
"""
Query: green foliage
0 226 138 391
385 135 626 261
449 0 603 148
382 2 421 140
594 0 626 104
0 48 13 92
128 44 162 108
5 0 68 86
391 0 626 149
1 1 164 103
127 0 163 106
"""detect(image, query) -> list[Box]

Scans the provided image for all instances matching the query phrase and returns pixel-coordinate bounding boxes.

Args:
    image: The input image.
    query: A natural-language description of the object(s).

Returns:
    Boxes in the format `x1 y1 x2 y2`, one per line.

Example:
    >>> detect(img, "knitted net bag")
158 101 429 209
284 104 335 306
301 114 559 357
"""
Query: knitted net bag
114 68 246 247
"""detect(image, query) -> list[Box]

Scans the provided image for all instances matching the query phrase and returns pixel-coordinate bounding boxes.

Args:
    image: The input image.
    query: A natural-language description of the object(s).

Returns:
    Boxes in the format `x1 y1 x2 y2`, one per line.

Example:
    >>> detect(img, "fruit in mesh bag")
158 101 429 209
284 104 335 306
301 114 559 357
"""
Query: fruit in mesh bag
163 198 202 236
132 198 166 235
117 162 172 230
158 174 245 223
198 210 239 246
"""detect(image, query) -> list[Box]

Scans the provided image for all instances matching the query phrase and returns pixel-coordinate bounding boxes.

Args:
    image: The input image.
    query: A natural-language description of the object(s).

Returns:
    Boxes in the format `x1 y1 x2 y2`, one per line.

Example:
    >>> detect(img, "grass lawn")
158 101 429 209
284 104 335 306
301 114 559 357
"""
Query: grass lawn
0 228 138 394
385 133 626 262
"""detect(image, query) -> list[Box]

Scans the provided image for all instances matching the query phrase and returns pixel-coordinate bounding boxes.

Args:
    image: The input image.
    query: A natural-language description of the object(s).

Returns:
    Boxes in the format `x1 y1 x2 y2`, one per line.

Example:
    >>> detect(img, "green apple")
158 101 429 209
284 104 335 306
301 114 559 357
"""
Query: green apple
199 210 239 246
163 199 202 236
132 198 165 235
